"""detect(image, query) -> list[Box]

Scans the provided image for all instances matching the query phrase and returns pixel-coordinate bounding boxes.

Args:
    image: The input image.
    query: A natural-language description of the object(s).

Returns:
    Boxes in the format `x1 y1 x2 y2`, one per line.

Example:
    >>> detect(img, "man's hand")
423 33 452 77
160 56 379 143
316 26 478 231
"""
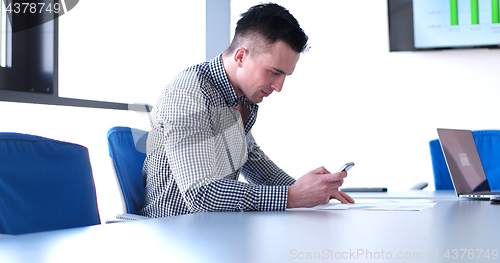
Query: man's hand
329 190 354 204
286 166 354 208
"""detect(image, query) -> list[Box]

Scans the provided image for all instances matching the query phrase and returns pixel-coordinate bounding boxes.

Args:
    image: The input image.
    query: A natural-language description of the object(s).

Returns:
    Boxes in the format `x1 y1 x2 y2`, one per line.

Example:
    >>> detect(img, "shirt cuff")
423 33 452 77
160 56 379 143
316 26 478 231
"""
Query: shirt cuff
257 185 289 211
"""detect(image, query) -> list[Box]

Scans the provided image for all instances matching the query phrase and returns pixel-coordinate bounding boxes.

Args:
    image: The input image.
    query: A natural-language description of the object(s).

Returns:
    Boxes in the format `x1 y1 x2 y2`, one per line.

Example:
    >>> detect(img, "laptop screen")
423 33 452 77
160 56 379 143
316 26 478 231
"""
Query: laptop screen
437 129 490 194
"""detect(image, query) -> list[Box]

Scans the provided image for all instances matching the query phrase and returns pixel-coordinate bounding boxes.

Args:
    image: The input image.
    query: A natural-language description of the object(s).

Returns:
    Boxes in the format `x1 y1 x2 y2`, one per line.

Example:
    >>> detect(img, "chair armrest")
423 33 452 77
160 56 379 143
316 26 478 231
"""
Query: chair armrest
409 182 429 190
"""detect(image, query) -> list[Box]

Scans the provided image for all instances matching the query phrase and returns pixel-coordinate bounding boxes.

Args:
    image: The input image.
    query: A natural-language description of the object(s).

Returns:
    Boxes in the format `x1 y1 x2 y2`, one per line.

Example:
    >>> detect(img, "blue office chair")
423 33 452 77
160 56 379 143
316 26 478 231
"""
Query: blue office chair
107 127 149 219
0 133 101 235
429 130 500 190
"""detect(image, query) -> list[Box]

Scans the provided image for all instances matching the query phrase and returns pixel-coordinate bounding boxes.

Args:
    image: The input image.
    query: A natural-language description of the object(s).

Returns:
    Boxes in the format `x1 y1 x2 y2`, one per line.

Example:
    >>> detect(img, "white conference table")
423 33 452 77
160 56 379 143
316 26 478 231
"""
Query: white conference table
0 190 499 263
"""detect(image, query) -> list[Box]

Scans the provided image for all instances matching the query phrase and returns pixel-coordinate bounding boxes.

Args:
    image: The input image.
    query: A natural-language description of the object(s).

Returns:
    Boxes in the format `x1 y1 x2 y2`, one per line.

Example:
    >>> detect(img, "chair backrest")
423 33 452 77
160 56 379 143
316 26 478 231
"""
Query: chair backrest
429 130 500 190
107 127 148 214
0 133 100 235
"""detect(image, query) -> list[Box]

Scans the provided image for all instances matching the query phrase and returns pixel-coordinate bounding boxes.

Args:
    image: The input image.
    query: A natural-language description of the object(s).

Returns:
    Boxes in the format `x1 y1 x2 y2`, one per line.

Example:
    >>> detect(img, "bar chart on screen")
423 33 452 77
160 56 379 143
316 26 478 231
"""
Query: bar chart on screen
449 0 499 25
413 0 500 48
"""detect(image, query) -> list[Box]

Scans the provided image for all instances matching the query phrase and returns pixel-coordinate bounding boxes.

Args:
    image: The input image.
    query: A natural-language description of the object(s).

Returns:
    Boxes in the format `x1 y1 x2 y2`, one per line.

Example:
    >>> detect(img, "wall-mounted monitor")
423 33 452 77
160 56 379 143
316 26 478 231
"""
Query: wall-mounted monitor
388 0 500 51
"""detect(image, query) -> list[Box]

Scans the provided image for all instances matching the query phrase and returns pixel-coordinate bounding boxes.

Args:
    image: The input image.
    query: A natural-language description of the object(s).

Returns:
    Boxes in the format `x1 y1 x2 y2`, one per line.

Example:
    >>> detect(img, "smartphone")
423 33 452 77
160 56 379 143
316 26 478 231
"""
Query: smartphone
337 162 355 172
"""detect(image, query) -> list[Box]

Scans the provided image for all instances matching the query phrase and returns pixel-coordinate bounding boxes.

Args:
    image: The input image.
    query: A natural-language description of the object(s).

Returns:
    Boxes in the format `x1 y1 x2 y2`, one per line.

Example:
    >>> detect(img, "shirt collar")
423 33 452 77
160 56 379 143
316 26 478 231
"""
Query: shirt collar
209 55 240 108
209 54 259 134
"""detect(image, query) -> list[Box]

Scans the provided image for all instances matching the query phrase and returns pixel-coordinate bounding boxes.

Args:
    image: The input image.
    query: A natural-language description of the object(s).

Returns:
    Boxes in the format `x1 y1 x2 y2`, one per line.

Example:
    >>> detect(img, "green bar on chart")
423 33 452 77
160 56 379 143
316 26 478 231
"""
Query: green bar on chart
493 0 500 23
451 0 459 25
471 0 479 24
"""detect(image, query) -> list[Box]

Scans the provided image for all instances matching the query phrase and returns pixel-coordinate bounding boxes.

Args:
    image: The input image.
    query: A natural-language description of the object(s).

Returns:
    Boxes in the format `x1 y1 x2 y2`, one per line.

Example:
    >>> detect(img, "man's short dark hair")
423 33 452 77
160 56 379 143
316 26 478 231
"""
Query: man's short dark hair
225 3 309 55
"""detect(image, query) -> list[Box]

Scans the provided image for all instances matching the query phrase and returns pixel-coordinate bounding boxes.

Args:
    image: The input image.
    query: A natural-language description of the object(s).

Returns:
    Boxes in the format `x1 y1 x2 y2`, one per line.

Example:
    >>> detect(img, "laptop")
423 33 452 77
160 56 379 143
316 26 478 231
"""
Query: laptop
437 128 500 199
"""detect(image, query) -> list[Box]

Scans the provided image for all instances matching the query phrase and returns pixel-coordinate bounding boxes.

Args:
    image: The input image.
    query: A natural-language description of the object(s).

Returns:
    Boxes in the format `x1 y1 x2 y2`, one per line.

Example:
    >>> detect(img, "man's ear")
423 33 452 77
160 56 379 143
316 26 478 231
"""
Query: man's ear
234 47 247 68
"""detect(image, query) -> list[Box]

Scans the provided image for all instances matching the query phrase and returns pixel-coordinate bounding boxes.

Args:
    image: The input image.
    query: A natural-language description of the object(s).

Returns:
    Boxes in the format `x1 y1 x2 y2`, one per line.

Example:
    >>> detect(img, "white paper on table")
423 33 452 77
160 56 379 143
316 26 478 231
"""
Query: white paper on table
314 199 437 211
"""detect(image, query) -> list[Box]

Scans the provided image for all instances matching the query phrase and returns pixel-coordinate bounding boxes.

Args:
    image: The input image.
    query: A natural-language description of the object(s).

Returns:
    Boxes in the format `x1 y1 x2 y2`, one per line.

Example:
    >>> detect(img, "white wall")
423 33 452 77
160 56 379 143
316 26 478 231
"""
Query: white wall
1 0 499 221
233 0 500 191
58 0 206 105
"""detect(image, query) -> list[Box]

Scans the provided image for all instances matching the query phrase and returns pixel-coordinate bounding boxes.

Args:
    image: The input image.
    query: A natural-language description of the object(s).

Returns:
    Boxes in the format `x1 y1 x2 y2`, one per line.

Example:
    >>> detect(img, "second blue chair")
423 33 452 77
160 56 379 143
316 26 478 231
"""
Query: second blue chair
107 127 148 218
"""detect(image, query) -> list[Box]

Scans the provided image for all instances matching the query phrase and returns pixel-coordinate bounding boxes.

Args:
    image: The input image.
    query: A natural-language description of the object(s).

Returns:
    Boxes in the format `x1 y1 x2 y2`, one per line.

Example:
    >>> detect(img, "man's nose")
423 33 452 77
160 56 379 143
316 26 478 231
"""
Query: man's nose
271 76 286 92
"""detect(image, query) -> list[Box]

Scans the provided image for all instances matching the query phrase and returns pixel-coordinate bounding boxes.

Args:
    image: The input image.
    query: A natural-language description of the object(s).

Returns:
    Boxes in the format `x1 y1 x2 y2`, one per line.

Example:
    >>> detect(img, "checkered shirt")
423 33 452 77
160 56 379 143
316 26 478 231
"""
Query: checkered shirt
138 55 296 218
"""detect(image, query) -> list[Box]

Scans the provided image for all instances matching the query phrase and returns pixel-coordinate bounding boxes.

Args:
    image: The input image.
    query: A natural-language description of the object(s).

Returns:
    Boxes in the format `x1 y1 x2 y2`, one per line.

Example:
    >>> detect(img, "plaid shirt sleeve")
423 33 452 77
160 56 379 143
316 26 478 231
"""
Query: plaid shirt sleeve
242 132 296 187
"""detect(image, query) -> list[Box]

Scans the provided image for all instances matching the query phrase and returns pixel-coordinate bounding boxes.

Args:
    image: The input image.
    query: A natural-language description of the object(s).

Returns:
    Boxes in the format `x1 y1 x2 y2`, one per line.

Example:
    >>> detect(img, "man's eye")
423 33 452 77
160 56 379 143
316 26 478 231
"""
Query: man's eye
271 71 280 76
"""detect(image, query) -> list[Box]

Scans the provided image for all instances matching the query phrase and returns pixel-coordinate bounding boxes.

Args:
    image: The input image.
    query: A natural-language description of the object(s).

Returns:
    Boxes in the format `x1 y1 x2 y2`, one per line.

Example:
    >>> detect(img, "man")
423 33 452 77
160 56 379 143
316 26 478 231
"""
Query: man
139 3 354 218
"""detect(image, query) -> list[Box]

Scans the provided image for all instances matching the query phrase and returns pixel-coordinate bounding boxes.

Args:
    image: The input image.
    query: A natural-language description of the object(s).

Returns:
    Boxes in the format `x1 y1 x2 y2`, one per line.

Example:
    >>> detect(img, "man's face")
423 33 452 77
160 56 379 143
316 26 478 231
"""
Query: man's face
235 41 300 104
